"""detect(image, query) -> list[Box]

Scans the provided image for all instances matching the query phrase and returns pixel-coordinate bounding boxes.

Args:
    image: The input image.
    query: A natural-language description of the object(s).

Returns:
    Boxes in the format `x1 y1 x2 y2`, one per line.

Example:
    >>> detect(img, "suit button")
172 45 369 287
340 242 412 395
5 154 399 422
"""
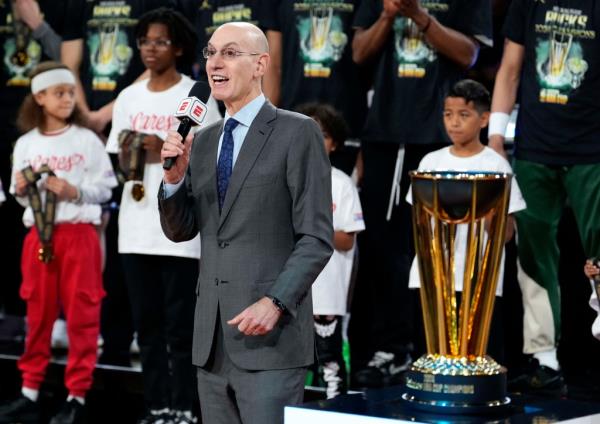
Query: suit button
214 278 219 286
218 241 228 248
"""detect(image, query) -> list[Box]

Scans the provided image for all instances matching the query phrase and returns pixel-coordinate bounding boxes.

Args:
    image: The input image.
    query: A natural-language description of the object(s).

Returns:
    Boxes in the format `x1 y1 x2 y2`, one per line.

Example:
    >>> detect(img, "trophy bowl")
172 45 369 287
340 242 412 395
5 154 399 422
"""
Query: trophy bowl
403 171 512 414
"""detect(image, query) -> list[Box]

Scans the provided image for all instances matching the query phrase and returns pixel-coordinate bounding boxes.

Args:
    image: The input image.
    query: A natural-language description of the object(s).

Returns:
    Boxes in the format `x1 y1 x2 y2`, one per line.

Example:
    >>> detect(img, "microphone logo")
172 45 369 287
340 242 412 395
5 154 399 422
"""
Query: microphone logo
192 104 205 120
175 97 207 126
178 100 191 113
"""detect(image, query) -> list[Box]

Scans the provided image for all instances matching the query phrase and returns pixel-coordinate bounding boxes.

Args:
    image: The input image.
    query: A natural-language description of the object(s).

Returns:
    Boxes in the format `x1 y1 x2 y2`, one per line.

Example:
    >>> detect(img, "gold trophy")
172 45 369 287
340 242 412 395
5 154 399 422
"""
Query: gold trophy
403 171 512 413
309 7 333 53
548 31 572 79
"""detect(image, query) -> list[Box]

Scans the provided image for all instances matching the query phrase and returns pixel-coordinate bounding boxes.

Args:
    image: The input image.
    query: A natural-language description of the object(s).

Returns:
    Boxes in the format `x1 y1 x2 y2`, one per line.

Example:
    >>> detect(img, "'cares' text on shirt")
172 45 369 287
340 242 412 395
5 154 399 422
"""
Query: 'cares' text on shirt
130 112 178 132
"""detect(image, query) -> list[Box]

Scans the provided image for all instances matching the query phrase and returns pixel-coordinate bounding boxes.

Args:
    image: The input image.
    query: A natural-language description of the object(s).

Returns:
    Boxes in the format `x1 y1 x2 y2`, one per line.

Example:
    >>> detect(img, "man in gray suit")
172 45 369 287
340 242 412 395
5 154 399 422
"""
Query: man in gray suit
158 22 333 424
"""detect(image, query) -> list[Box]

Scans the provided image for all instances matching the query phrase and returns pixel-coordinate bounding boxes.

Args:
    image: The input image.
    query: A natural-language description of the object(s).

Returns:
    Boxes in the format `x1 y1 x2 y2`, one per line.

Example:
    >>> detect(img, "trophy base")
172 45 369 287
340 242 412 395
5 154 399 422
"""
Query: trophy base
402 355 511 415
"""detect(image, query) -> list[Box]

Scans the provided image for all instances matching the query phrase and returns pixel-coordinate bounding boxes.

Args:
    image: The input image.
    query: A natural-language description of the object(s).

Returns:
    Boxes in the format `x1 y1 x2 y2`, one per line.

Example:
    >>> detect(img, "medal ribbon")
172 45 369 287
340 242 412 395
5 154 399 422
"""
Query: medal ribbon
10 2 33 68
118 130 146 200
22 165 57 263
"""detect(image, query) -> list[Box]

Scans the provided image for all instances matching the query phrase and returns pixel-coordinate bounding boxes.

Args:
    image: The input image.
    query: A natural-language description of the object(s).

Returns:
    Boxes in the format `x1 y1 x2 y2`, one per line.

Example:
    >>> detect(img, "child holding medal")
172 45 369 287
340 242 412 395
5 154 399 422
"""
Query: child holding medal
2 61 117 424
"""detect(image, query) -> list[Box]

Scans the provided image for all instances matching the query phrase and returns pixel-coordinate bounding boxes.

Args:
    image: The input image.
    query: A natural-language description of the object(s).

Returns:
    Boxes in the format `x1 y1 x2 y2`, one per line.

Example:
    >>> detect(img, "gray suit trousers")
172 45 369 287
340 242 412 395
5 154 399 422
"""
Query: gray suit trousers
197 310 307 424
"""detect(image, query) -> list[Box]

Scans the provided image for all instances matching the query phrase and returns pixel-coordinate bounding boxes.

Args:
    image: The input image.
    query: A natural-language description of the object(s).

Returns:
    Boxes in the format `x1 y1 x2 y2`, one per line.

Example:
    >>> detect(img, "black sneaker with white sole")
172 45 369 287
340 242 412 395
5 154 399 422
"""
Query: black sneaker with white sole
0 396 40 424
508 358 566 397
138 408 174 424
353 351 412 388
49 399 86 424
321 361 347 399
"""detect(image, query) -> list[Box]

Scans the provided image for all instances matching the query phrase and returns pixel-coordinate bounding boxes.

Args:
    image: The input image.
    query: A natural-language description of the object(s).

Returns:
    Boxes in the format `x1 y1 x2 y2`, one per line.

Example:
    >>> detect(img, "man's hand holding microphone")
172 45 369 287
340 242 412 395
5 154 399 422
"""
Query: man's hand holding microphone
162 81 211 184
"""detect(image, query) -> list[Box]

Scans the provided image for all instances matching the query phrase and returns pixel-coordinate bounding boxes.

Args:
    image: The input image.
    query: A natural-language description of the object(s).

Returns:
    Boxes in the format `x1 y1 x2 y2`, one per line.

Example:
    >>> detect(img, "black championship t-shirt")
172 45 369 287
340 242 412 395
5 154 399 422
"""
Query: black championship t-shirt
194 0 263 82
0 1 67 150
354 0 492 145
262 0 367 138
62 0 175 111
196 0 262 48
504 0 600 165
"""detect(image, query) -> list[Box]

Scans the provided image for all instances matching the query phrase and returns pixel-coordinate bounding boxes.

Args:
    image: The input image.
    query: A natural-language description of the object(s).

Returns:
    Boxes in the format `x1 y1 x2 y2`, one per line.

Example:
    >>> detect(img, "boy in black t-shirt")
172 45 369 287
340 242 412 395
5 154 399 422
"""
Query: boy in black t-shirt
490 0 600 395
349 0 491 389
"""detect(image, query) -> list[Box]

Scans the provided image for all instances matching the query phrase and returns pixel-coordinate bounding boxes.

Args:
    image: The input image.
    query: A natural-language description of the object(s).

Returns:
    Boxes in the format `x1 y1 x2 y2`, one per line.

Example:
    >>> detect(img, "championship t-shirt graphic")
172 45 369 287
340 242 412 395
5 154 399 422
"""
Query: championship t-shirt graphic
2 12 42 87
293 1 353 78
392 2 450 78
503 0 600 165
200 2 258 38
533 6 593 104
86 1 135 91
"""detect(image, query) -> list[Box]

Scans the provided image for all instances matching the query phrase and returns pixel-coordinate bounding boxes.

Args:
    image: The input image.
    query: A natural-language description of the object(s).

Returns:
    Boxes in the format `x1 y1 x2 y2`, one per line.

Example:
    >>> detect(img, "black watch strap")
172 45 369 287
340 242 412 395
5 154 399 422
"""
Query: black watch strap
267 295 287 313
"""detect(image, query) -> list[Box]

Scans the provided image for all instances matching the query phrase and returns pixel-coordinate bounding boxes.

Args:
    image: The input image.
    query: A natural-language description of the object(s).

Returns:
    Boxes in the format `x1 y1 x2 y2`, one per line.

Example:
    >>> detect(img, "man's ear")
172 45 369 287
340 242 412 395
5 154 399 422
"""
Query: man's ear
255 53 270 78
480 111 490 129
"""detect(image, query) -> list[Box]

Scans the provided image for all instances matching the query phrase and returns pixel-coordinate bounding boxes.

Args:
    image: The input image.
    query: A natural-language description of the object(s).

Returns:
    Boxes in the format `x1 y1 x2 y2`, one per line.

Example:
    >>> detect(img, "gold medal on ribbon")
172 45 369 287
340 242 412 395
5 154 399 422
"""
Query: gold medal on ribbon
23 165 57 264
38 245 54 264
131 182 145 201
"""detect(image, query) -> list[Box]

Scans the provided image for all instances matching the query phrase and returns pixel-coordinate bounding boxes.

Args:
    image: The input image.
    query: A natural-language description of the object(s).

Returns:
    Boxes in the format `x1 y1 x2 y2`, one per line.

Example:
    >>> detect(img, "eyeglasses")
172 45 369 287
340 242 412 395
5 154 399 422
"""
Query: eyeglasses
137 38 172 50
202 46 260 60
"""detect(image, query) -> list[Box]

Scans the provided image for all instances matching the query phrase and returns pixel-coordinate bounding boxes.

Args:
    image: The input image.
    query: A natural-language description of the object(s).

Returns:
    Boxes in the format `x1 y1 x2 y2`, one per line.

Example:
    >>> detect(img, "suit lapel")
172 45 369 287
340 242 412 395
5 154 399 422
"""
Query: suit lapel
218 102 276 230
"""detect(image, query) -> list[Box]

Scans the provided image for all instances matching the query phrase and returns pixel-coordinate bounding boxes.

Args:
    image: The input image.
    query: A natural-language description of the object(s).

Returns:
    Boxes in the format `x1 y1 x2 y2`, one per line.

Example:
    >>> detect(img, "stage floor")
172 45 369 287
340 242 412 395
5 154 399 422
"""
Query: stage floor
286 385 600 423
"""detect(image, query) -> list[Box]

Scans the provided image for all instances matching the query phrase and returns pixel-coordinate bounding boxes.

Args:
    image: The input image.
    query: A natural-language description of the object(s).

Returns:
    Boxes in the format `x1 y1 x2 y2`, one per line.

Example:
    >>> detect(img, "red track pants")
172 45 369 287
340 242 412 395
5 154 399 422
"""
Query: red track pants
18 223 105 397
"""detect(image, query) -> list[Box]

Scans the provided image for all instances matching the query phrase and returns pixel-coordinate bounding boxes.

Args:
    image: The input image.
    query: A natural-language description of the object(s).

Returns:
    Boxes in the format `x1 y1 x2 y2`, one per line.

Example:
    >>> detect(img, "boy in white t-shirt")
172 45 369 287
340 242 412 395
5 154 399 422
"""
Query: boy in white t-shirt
406 80 526 359
297 103 365 399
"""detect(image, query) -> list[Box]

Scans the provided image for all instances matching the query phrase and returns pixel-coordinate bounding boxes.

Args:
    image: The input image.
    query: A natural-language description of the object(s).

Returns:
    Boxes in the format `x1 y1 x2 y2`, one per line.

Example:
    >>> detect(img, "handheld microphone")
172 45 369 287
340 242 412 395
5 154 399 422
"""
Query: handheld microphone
163 81 211 170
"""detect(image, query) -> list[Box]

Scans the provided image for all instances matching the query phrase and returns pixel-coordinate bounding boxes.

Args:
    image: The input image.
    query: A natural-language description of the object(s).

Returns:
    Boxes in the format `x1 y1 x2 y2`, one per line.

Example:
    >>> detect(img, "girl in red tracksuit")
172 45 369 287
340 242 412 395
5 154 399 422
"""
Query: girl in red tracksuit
0 61 117 424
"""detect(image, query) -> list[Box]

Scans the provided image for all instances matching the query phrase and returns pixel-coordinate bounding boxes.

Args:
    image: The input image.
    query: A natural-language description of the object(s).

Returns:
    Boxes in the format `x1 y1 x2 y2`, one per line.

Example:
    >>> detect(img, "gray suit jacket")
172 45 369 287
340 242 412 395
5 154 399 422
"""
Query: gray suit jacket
158 100 333 370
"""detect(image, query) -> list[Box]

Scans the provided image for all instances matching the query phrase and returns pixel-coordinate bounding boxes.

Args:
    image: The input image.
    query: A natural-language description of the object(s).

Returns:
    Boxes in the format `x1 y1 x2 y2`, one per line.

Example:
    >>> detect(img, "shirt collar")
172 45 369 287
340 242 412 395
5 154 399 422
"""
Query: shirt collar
223 94 266 129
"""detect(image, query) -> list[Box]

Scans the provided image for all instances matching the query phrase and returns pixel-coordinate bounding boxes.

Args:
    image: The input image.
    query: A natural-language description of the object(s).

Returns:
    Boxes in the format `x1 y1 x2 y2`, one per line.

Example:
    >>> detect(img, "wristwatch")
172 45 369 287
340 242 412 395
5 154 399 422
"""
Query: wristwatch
267 295 287 313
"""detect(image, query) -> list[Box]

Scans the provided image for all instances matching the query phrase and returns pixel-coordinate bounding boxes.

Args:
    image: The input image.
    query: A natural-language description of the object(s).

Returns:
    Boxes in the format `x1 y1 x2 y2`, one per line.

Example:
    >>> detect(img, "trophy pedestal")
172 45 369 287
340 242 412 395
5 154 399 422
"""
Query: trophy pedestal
402 354 510 414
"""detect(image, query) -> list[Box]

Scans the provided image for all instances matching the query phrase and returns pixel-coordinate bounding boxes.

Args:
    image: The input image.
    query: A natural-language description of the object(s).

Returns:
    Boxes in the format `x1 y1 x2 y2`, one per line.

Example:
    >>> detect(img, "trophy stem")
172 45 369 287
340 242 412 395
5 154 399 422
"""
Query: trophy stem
432 181 448 354
471 182 511 355
459 189 480 356
412 203 437 354
445 223 459 356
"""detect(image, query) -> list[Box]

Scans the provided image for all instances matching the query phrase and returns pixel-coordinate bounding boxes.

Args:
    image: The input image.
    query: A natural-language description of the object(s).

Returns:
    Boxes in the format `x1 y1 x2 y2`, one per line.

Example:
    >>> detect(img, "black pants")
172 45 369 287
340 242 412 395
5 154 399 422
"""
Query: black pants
314 316 347 388
100 206 133 366
121 254 198 411
349 142 447 373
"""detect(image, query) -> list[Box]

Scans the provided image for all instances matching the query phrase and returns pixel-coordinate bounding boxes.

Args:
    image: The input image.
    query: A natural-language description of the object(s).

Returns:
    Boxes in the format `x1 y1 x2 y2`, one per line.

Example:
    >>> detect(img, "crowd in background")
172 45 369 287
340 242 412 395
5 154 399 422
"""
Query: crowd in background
0 0 599 423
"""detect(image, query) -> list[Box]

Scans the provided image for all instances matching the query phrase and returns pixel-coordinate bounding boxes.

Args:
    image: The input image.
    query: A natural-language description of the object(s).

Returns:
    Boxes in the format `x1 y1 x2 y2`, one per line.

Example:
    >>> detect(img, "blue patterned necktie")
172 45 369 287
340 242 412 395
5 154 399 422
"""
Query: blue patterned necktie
217 118 240 212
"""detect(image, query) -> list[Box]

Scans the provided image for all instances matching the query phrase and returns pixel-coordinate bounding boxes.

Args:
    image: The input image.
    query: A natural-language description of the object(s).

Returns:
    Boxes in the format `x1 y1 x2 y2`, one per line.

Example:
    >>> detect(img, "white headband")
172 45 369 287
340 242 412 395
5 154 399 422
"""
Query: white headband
30 69 76 94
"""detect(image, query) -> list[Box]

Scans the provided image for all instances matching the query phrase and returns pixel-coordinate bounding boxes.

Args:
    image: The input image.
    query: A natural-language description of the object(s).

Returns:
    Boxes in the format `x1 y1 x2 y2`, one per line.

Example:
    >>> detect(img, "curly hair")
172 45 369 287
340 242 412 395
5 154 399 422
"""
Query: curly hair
295 102 350 150
16 61 85 133
136 7 197 69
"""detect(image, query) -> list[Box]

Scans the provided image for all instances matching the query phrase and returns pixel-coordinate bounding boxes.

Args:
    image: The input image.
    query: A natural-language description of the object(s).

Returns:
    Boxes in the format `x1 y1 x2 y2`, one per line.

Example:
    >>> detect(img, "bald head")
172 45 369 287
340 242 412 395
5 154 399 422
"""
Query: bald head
214 22 269 53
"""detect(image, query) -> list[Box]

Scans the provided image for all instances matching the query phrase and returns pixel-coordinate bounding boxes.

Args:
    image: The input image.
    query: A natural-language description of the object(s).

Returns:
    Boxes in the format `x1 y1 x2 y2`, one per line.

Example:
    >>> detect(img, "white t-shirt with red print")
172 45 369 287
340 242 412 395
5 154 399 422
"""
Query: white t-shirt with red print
10 125 117 227
312 167 365 316
106 75 221 259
